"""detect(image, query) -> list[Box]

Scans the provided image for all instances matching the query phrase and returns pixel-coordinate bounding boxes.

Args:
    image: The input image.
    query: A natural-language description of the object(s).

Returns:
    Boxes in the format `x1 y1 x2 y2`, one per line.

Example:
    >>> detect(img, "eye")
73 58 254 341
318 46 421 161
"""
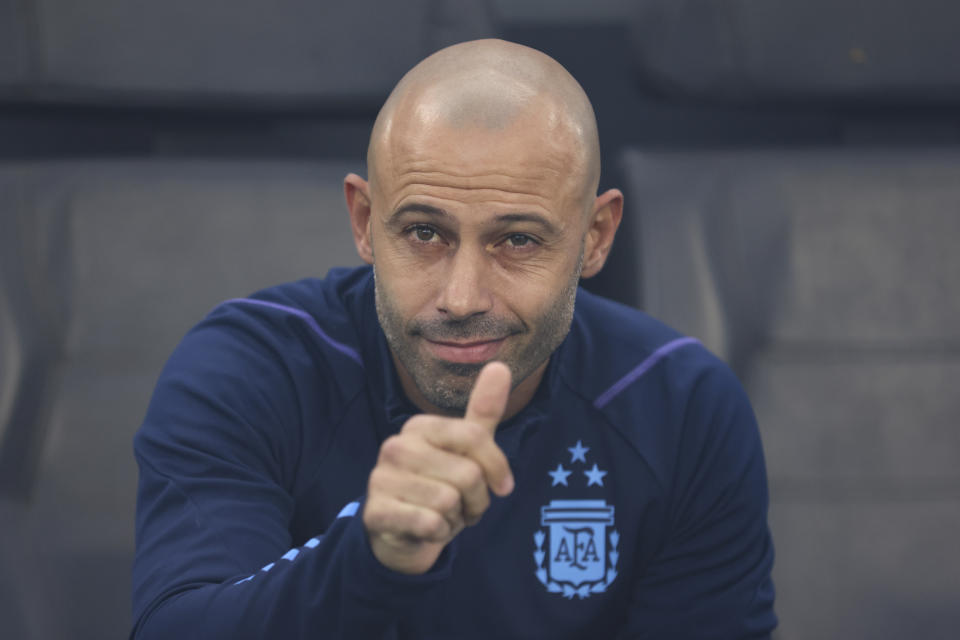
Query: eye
505 233 537 249
409 224 439 243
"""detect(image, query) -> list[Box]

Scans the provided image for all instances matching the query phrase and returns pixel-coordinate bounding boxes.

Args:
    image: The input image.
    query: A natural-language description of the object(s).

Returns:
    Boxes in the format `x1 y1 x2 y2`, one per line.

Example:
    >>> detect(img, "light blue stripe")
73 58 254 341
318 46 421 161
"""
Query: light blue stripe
233 504 360 588
337 501 360 518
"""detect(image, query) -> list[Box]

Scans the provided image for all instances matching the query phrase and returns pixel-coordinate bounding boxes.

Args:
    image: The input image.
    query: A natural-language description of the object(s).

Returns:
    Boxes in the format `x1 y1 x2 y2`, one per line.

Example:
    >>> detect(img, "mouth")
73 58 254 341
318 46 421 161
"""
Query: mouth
423 337 508 364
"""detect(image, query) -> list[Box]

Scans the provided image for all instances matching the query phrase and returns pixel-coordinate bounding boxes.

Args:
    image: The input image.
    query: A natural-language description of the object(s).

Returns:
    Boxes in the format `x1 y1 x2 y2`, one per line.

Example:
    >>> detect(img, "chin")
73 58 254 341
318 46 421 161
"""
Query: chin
435 359 485 378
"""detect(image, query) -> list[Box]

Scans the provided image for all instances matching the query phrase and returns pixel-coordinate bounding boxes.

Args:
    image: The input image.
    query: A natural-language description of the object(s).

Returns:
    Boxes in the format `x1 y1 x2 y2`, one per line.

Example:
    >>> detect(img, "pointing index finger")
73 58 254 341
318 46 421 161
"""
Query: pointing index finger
464 361 511 435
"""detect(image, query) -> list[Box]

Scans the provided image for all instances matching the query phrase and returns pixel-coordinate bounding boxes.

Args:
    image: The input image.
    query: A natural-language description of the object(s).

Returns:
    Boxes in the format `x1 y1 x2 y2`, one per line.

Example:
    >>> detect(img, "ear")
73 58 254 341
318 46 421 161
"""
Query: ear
344 173 374 265
581 188 624 278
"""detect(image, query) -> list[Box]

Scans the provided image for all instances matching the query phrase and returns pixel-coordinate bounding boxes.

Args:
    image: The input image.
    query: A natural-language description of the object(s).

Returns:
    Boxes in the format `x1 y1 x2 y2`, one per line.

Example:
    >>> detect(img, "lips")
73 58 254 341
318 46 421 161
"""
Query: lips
423 337 507 363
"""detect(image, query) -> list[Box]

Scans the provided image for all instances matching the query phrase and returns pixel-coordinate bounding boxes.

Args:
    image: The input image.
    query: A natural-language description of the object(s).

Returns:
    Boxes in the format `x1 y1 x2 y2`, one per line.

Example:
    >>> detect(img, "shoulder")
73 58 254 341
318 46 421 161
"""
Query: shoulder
186 266 375 393
200 266 372 387
136 267 375 470
564 287 729 406
563 288 755 486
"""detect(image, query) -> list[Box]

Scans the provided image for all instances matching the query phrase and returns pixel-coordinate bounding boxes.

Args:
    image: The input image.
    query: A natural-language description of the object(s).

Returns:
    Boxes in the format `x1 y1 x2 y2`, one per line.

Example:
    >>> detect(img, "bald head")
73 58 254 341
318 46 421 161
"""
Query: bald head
368 39 601 204
344 40 623 417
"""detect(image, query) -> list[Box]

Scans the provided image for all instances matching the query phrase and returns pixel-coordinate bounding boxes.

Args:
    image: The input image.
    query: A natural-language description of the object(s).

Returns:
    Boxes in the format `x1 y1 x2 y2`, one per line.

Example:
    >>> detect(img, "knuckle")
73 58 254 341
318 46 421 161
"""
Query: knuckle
467 487 490 516
476 487 491 510
489 452 509 479
379 435 408 464
362 498 387 530
460 420 487 446
415 510 448 541
456 460 484 489
401 414 436 434
367 466 391 493
434 485 462 515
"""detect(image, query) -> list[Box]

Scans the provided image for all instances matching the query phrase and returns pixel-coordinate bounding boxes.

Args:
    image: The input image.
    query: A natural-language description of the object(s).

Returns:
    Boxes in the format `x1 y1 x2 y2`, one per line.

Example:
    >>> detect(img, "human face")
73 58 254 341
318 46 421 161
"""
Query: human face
375 244 582 415
361 105 592 416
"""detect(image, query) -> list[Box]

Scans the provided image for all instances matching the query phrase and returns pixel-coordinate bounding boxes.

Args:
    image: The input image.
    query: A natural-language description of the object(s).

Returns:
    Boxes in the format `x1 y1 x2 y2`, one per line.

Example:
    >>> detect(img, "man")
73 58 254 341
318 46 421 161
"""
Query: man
131 39 776 638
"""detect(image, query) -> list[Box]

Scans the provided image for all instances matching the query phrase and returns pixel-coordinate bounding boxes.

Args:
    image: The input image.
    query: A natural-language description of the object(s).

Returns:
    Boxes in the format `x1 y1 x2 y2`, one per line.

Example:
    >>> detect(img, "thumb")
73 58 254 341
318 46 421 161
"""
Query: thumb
464 361 512 434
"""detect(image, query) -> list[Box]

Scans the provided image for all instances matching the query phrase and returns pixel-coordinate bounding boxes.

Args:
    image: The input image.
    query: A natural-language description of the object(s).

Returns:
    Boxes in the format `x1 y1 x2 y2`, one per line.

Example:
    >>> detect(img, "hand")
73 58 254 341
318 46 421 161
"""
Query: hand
362 361 515 574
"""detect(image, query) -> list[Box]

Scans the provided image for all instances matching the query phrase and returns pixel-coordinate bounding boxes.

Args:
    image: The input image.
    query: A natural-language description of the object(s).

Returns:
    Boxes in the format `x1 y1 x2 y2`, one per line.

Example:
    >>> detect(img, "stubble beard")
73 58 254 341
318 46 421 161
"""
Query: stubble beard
374 252 583 415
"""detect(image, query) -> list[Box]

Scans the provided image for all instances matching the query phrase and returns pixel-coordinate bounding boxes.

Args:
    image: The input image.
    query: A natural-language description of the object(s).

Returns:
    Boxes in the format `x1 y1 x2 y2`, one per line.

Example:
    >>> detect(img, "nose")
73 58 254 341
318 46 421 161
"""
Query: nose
436 245 494 320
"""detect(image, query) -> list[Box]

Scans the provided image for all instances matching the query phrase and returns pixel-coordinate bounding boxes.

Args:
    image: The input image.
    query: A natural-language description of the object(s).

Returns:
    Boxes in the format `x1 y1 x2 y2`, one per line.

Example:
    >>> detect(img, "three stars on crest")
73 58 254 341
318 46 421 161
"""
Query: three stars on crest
548 440 607 487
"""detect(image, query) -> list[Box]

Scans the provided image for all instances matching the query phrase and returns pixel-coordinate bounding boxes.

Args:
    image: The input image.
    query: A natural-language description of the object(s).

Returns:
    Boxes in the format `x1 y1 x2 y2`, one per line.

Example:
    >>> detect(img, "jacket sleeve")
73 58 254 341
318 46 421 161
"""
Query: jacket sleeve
130 311 450 639
618 362 778 639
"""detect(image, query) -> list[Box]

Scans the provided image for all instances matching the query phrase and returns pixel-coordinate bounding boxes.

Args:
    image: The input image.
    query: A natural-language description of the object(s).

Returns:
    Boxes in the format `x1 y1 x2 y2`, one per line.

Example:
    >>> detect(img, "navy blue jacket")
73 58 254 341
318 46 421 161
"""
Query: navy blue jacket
131 266 776 638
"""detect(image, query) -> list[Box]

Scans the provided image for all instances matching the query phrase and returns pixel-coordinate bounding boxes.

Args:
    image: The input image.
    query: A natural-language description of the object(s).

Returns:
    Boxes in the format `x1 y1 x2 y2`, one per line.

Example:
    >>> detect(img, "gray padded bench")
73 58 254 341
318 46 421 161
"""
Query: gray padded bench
0 160 363 639
620 148 960 639
0 0 495 104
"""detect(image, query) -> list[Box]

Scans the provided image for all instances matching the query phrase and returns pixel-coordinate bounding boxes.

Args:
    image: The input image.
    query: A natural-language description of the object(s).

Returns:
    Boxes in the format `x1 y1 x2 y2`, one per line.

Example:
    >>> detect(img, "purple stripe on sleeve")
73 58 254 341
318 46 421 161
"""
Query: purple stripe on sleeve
224 298 363 367
593 337 700 409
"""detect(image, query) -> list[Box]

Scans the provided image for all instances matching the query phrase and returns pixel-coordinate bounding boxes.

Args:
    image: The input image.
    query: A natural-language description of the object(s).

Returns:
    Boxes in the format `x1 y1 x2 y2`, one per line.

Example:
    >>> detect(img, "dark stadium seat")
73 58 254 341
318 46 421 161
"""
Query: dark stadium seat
0 0 495 105
0 0 28 88
620 148 960 638
628 0 960 104
620 1 960 635
0 161 362 638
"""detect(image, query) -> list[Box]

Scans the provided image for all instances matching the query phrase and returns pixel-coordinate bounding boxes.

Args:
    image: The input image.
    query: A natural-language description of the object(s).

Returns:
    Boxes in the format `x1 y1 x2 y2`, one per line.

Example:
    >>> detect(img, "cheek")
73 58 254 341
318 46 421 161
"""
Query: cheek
499 253 580 320
499 279 557 323
376 254 440 316
378 230 448 279
497 248 579 293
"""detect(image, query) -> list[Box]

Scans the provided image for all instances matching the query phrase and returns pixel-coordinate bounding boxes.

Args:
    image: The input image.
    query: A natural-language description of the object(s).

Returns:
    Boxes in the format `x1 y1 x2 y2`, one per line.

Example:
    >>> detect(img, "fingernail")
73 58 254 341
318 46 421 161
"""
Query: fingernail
501 475 515 495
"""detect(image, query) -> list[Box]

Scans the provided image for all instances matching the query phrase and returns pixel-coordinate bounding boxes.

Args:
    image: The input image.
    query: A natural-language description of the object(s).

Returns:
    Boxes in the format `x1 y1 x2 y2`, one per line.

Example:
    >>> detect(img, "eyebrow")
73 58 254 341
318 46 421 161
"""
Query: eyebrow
388 203 561 236
494 213 561 235
388 203 450 223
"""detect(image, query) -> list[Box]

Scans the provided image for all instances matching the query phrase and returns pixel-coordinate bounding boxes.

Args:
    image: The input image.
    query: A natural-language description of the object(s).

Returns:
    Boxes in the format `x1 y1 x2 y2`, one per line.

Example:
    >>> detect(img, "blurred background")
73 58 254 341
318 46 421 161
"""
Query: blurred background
1 0 958 637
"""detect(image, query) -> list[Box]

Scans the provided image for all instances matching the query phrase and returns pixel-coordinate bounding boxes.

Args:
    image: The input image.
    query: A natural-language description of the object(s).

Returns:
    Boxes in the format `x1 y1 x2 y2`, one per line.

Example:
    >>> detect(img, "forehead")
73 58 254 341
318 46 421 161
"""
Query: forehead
374 99 588 216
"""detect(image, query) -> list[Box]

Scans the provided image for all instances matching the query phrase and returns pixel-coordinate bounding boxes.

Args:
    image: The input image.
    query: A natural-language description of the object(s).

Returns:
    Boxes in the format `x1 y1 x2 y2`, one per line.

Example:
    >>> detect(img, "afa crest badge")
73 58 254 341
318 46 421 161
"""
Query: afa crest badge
533 441 619 599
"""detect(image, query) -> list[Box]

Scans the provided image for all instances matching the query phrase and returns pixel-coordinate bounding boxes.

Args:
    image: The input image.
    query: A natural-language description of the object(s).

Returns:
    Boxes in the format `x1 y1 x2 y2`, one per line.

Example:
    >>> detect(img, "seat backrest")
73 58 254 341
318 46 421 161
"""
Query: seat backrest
0 174 66 501
1 0 495 104
621 148 960 362
619 147 960 639
628 0 960 104
0 159 364 639
0 0 29 86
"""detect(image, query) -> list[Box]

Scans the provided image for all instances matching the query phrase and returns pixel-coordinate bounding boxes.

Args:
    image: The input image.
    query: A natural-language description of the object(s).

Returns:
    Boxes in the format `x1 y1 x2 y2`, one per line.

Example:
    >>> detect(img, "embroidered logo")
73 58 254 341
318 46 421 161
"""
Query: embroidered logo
533 441 618 599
